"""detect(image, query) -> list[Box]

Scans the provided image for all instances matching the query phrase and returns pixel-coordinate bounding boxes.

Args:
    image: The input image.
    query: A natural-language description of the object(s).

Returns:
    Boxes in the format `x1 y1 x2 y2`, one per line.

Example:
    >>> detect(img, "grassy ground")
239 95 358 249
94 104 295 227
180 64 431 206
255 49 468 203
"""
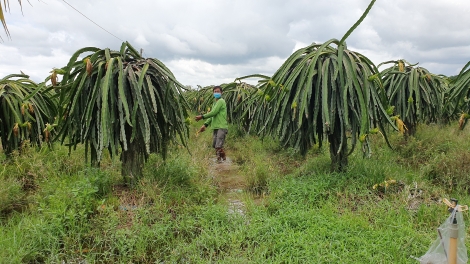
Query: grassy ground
1 121 470 263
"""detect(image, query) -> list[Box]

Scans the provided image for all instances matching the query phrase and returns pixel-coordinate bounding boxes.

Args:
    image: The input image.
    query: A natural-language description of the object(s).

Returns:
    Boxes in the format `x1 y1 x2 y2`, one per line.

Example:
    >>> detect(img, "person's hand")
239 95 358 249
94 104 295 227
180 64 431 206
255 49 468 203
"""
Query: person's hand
195 115 203 121
199 125 206 133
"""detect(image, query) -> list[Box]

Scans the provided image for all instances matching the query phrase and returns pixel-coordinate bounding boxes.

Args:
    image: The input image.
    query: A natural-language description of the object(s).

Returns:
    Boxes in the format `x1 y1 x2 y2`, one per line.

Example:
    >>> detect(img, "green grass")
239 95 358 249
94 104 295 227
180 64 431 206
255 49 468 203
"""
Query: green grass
0 121 469 263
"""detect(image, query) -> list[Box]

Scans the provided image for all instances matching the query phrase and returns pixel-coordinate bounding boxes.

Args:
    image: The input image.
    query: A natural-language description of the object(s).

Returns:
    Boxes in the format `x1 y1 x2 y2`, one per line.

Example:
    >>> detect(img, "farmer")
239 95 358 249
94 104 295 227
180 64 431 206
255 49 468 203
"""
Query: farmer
195 85 228 161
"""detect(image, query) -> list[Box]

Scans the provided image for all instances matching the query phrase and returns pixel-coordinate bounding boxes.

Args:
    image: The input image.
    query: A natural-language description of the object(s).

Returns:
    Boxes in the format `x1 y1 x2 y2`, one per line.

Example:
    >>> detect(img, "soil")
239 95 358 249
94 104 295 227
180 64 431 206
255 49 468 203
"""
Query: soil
210 157 265 216
211 157 245 192
112 155 265 220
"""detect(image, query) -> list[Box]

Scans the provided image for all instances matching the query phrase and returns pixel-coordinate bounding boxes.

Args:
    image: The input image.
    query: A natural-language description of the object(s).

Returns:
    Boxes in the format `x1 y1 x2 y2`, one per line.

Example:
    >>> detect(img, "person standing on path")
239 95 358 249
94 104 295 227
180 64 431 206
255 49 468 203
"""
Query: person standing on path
195 85 228 161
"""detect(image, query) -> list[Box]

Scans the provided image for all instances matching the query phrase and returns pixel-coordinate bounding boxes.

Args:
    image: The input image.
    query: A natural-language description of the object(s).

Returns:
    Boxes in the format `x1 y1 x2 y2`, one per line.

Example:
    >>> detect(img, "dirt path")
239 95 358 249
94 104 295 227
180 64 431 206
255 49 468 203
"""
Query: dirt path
209 157 249 215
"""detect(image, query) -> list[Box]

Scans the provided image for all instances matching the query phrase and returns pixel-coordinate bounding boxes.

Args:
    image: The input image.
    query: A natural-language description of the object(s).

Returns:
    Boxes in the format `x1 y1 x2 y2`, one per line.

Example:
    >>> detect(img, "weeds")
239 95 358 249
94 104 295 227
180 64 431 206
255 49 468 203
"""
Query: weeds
1 122 469 263
0 177 23 216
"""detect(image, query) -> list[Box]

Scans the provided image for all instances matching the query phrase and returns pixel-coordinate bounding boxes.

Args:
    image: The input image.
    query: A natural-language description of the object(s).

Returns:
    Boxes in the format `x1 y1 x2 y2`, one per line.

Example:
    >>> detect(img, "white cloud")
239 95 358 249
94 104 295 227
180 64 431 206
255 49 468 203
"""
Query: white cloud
167 56 285 87
134 34 149 46
47 31 75 45
1 0 470 85
292 41 309 53
0 45 70 82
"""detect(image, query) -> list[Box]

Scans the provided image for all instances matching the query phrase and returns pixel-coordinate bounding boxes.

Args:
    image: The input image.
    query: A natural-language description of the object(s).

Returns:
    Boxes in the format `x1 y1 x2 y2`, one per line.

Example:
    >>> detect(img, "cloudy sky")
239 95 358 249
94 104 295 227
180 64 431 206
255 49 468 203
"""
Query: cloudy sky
1 0 469 87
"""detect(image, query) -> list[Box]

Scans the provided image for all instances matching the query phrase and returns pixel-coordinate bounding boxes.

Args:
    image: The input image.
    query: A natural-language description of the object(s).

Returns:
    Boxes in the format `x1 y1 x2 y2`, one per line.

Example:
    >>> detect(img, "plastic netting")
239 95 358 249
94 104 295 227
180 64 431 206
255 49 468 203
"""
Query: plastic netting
415 208 467 264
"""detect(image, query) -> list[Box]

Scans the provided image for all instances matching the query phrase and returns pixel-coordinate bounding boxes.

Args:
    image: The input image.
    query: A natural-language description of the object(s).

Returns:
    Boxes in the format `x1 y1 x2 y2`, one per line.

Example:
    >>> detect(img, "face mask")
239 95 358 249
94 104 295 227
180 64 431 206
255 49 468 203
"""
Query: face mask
213 93 222 99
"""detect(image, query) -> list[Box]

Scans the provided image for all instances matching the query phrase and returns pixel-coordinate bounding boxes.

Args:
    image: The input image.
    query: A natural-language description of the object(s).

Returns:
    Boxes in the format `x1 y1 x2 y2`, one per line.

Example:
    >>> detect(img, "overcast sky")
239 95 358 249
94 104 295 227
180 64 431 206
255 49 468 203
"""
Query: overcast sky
1 0 469 87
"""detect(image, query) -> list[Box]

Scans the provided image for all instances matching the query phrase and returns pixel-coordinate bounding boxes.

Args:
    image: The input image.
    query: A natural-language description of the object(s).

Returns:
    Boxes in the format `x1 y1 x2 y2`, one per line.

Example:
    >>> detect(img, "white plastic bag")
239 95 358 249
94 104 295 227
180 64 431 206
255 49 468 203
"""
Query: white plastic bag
416 209 467 264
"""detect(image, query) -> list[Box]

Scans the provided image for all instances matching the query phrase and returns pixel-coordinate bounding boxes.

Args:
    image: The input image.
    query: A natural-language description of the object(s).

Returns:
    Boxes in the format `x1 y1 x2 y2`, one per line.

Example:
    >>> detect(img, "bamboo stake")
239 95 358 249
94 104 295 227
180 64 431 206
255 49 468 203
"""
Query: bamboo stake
448 199 458 264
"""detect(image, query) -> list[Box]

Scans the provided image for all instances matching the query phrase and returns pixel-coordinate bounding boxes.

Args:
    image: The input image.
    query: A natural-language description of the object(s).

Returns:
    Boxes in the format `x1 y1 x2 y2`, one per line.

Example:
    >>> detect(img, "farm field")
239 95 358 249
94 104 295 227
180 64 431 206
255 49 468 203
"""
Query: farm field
1 120 469 263
1 2 470 263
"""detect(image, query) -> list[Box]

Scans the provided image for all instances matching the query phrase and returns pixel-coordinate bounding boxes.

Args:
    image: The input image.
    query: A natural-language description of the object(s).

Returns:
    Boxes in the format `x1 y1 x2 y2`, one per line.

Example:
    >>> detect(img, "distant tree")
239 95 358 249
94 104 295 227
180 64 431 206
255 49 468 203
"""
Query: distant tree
0 74 57 156
190 81 261 133
380 60 447 136
448 61 470 129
